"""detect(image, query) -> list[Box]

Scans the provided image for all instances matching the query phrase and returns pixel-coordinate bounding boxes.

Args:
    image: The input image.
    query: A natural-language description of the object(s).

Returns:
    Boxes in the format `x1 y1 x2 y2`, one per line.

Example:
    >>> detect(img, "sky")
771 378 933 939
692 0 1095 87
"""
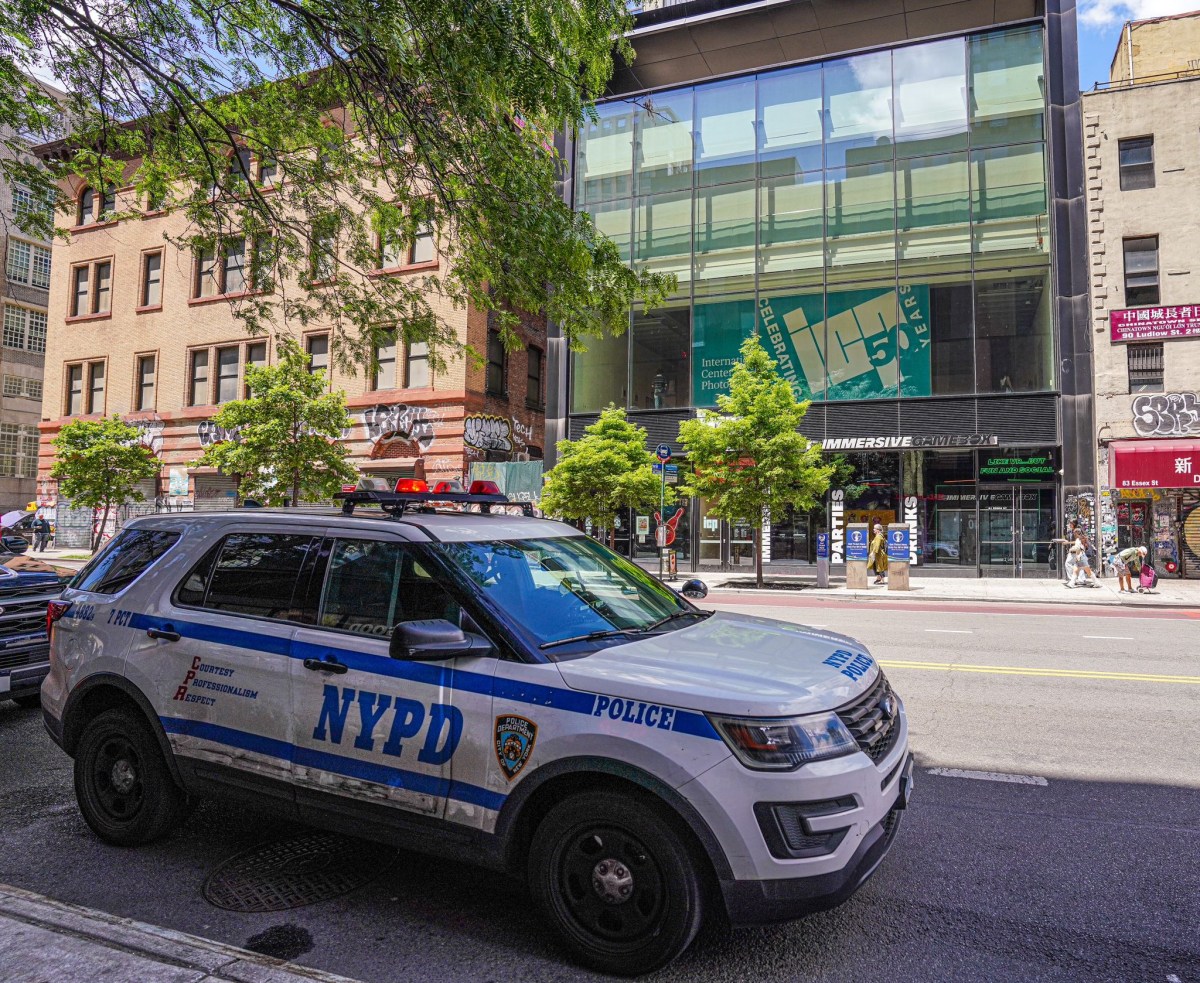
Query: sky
1077 0 1200 88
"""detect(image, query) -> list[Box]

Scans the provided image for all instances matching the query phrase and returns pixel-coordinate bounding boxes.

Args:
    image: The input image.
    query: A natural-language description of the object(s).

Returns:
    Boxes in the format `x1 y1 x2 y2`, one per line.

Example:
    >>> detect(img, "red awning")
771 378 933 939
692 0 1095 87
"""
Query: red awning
1109 439 1200 490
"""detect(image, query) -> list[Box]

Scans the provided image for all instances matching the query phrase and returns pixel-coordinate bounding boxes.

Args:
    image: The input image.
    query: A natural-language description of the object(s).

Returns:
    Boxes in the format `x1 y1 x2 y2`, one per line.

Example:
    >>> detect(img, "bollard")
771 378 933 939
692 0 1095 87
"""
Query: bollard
845 523 869 589
887 523 911 591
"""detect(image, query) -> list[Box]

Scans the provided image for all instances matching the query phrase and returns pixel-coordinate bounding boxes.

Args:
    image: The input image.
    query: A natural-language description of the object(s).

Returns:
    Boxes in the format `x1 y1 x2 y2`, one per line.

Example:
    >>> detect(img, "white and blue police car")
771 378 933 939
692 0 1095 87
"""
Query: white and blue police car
41 479 912 975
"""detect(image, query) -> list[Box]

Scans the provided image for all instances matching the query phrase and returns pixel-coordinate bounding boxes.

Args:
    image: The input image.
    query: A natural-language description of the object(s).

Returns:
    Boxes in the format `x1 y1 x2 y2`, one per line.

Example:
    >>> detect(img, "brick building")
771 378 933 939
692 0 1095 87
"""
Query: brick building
1083 10 1200 578
34 157 546 517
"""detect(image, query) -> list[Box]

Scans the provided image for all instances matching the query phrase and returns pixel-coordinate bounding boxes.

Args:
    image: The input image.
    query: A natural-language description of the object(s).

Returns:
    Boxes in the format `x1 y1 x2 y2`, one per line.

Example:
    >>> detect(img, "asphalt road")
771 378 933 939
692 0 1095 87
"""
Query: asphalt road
1 594 1198 982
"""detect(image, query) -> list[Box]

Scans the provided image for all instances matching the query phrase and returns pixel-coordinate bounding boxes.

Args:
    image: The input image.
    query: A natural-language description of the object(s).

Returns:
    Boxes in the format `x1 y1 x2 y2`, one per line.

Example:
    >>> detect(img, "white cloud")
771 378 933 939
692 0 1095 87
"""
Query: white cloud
1080 0 1200 29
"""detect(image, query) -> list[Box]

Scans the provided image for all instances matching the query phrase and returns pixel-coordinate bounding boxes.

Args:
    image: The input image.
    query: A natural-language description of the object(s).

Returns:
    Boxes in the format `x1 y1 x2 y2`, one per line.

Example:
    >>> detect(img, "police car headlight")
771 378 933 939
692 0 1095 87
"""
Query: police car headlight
709 712 858 770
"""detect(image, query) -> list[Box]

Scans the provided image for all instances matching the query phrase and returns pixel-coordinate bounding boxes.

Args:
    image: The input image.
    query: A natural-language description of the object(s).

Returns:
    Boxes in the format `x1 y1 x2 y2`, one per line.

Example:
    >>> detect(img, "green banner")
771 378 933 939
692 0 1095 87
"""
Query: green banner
467 461 545 503
754 285 933 402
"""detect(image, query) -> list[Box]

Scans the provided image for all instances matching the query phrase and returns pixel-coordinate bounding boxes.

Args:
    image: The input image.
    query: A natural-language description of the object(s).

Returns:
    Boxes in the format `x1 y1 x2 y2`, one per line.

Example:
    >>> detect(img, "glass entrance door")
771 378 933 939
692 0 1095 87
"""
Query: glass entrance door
979 486 1057 578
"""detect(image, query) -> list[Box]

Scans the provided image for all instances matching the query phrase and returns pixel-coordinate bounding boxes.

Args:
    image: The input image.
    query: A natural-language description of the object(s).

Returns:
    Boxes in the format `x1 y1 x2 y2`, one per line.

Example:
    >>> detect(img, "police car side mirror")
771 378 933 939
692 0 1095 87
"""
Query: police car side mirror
390 619 496 661
679 579 708 600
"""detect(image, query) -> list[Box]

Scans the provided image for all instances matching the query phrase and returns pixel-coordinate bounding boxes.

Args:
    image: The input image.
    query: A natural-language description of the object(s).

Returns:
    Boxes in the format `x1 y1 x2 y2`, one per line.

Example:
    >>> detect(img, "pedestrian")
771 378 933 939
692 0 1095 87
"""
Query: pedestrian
1113 544 1147 594
32 515 51 552
868 521 888 585
1066 529 1097 587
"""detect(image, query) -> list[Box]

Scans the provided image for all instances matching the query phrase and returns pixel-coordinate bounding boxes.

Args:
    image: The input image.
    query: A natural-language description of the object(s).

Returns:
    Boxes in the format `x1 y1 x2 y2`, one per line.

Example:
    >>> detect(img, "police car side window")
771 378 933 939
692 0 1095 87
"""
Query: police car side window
177 533 318 621
318 539 460 637
72 529 180 594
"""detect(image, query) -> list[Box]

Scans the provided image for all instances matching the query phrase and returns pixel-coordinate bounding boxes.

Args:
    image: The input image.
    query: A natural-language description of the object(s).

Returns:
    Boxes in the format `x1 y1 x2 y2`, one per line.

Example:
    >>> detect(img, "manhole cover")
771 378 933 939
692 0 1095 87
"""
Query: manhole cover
203 832 397 912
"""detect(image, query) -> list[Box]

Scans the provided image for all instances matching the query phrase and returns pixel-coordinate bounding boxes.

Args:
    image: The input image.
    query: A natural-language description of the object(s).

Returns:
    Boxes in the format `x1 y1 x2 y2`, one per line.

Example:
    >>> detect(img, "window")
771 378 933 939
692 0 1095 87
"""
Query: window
11 184 54 227
141 251 163 308
306 334 329 375
374 337 396 390
378 217 436 269
87 361 106 413
526 346 544 409
69 260 113 317
193 237 250 298
3 305 48 352
136 355 156 411
319 539 460 636
0 423 40 477
486 329 506 396
189 349 210 405
1123 236 1160 306
5 240 51 288
72 530 179 595
216 346 240 403
3 376 42 400
259 156 279 187
310 233 336 282
178 533 318 621
407 341 430 388
1128 342 1164 392
76 185 116 225
1118 137 1154 191
66 364 83 415
245 341 267 397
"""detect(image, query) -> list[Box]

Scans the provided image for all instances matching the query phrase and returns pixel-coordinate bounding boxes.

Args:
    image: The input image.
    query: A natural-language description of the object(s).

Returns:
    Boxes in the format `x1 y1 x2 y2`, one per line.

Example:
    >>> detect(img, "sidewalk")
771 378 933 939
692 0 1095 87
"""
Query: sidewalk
0 883 361 983
682 569 1200 608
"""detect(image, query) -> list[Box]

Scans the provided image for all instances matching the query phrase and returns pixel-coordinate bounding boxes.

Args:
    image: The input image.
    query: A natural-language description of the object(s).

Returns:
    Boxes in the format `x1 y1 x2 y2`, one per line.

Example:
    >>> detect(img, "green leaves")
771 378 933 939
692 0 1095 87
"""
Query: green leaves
541 405 670 532
678 335 834 582
194 338 357 505
3 0 673 368
50 417 162 511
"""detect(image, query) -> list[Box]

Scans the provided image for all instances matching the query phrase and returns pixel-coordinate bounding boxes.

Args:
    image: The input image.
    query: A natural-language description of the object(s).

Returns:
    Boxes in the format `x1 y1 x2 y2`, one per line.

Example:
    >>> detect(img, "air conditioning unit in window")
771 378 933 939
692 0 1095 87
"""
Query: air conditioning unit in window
513 452 531 462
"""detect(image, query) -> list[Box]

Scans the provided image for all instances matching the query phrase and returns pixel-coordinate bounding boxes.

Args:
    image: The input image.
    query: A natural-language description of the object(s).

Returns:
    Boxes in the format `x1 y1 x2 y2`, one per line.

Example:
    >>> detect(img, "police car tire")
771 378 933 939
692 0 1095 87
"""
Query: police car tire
529 791 704 976
74 709 188 847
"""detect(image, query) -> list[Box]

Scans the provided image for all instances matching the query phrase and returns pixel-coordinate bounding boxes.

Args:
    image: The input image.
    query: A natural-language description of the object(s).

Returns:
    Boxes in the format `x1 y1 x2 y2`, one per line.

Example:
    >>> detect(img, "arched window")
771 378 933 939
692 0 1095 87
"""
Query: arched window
77 187 95 226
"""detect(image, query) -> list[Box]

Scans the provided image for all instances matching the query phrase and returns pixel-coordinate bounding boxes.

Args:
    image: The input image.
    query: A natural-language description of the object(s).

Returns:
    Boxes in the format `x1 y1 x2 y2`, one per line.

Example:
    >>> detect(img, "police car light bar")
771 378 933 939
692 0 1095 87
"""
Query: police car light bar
333 483 533 517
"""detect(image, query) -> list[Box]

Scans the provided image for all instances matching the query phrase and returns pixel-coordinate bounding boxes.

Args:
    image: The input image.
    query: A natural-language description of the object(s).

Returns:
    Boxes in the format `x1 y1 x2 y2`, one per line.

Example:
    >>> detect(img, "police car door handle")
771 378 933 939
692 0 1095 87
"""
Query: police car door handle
146 627 181 642
304 655 348 674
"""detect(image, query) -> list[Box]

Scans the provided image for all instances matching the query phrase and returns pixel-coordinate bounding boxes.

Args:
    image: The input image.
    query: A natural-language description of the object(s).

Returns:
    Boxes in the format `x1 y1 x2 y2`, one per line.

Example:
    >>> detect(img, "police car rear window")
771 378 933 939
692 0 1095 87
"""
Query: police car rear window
175 533 320 622
72 529 181 595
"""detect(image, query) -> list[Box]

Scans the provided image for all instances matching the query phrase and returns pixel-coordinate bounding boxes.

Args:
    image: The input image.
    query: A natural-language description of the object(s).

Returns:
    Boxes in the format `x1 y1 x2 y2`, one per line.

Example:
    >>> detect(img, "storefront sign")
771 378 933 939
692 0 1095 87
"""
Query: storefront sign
823 434 999 450
846 526 869 562
636 515 650 537
886 527 910 562
1109 439 1200 489
903 495 919 566
1132 392 1200 438
830 490 845 563
1111 305 1200 343
978 452 1056 482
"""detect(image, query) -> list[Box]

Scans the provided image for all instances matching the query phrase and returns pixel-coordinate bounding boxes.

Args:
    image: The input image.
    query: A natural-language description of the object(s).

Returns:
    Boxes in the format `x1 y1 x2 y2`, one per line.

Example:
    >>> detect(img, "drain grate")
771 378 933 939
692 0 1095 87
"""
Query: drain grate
203 831 397 912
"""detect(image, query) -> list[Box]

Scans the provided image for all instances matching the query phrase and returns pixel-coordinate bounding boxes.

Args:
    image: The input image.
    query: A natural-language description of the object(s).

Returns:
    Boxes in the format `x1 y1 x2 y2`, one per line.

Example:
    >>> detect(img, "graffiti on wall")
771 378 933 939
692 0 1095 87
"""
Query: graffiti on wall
463 414 513 453
198 421 242 447
1065 491 1095 539
1131 392 1200 437
1099 490 1118 558
362 404 438 452
127 417 165 454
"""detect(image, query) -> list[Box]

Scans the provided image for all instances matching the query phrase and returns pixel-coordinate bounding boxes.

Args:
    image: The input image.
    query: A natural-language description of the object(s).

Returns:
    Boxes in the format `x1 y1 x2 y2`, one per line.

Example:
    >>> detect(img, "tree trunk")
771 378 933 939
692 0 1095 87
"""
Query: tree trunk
92 502 111 553
609 523 616 549
291 471 300 508
755 524 763 588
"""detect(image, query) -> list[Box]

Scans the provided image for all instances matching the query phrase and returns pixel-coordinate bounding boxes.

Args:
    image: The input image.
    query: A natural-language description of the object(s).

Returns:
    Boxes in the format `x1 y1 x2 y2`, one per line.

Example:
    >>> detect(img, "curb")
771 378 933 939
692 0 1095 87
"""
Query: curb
0 882 361 983
700 584 1199 611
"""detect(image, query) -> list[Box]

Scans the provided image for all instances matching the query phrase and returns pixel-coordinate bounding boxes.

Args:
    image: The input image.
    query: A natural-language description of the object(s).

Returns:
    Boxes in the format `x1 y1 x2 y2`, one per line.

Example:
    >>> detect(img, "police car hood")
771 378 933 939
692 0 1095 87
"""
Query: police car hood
554 611 878 717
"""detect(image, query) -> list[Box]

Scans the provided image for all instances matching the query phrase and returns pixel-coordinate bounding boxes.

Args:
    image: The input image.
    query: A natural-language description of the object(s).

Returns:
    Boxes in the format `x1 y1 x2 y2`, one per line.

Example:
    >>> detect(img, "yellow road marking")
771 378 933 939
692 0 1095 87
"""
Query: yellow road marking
878 659 1200 685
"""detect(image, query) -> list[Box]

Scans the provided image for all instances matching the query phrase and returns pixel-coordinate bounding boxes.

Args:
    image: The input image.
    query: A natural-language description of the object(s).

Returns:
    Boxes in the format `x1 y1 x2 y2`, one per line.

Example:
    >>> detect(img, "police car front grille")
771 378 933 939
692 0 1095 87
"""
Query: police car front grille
835 672 900 764
0 648 42 670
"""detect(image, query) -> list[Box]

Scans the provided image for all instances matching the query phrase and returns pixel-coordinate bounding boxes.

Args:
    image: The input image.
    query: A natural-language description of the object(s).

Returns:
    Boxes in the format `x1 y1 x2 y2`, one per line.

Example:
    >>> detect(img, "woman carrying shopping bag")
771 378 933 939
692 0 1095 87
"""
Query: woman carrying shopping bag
868 521 888 585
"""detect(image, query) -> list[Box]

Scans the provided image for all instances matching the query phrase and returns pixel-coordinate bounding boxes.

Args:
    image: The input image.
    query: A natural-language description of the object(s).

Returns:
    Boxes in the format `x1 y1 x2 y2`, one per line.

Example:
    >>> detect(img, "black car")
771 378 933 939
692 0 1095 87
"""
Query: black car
0 552 72 708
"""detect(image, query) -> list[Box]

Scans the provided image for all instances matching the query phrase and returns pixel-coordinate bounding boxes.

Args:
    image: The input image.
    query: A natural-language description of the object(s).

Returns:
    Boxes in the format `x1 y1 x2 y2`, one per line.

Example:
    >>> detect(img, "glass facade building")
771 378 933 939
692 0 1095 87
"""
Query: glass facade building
555 5 1093 577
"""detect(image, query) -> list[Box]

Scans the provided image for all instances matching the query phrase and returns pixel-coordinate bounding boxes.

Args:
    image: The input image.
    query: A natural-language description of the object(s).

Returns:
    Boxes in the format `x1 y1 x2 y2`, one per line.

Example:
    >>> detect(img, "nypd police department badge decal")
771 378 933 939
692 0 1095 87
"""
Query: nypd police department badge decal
494 715 537 780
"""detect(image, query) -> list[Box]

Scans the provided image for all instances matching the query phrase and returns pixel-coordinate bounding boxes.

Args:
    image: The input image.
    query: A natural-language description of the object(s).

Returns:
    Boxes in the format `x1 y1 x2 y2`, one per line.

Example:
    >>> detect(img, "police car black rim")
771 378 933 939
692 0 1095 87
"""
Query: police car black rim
91 736 144 822
555 824 665 947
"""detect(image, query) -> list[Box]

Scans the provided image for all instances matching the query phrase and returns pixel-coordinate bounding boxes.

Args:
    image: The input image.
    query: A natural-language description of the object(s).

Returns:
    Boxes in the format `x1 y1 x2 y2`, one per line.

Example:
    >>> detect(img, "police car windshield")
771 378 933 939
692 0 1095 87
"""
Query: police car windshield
432 536 692 651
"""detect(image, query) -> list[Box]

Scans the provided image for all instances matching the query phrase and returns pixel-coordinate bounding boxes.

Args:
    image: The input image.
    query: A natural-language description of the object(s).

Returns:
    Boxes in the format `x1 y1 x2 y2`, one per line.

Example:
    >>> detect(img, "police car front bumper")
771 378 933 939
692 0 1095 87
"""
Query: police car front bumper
719 753 912 925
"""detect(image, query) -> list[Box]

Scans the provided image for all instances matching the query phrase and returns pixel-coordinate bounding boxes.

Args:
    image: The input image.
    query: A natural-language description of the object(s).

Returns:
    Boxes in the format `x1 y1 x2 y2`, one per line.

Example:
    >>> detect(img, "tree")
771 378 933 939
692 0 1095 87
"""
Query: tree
50 417 161 551
1 1 672 371
194 338 356 506
541 406 669 548
678 334 835 587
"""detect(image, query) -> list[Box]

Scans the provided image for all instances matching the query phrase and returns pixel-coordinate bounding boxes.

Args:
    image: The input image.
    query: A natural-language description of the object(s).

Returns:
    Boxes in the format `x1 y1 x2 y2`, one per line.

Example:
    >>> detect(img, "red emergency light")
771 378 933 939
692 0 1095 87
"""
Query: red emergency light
394 478 430 494
431 480 465 495
468 480 501 496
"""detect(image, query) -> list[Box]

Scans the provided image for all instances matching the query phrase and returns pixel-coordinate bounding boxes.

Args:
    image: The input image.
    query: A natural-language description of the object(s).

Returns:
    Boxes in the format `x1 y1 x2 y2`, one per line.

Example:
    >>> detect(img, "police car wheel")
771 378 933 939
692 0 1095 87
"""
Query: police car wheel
529 791 704 976
74 709 187 847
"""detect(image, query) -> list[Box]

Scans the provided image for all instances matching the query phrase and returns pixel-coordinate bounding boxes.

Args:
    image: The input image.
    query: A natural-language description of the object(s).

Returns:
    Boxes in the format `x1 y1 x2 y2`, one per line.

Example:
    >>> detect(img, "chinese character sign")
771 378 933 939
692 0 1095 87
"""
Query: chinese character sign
1111 306 1200 343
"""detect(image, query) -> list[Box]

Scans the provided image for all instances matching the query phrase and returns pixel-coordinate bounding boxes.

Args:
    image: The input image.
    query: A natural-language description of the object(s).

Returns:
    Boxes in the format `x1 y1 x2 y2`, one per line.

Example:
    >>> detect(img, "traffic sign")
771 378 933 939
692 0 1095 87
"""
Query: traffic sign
656 443 672 462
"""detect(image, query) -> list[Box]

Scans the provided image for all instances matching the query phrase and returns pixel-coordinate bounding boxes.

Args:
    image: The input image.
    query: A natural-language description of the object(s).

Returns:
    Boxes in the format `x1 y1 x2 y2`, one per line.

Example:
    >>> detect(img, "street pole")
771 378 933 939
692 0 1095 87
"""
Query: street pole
658 465 666 580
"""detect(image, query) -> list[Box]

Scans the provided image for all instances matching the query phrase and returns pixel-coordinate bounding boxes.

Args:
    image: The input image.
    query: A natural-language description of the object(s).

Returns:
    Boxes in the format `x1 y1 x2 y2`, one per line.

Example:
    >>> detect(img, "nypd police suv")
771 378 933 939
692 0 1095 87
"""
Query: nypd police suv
41 480 912 975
